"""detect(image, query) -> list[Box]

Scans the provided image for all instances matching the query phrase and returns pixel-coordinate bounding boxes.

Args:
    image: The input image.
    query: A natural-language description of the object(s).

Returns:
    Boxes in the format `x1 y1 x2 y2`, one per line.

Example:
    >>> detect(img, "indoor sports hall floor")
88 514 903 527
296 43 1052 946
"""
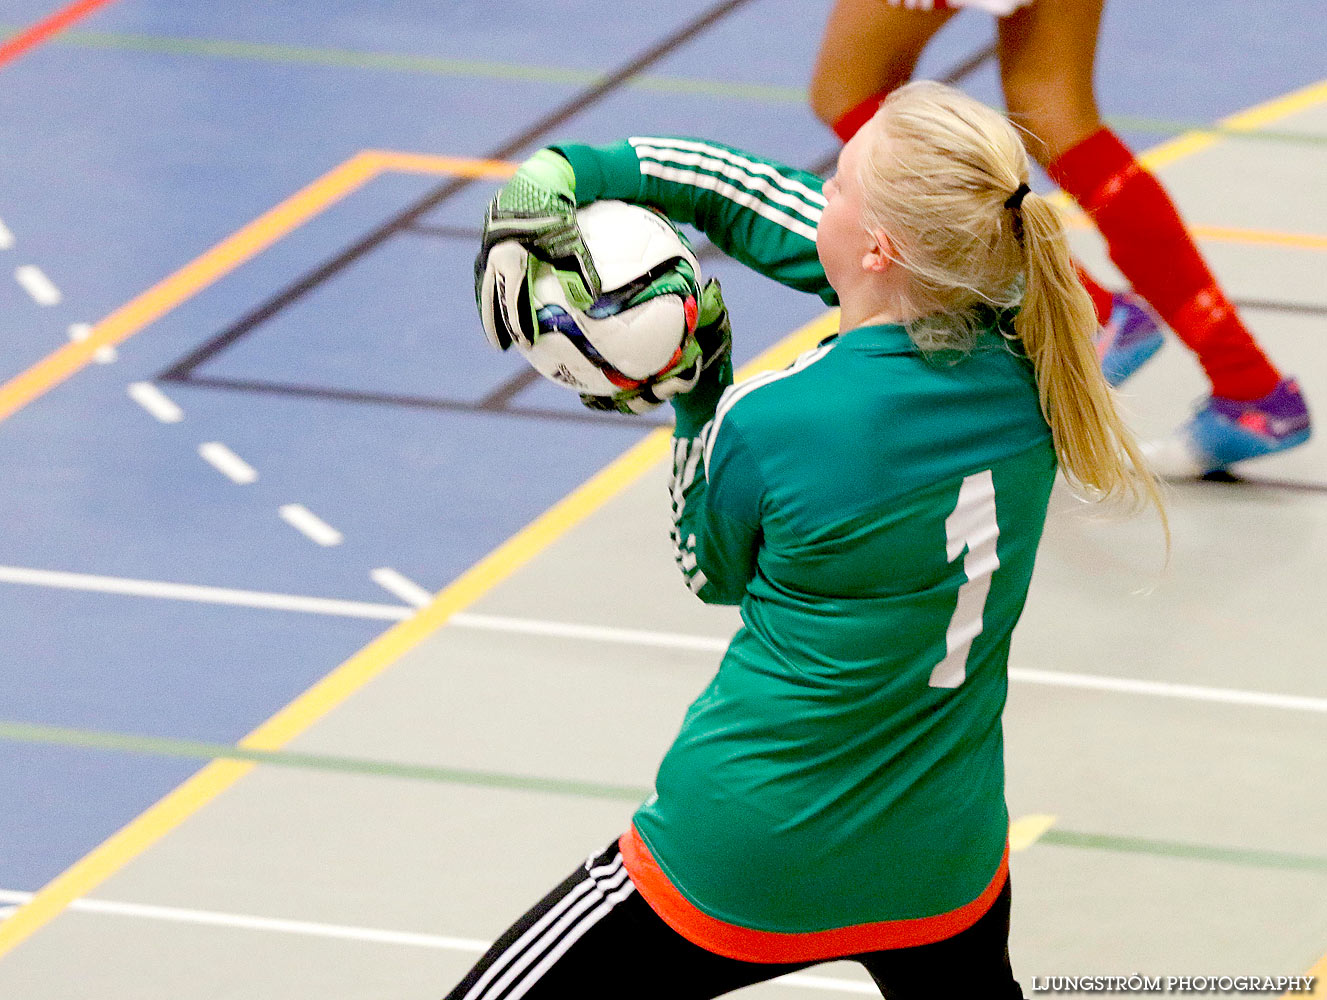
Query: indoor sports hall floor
0 1 1323 996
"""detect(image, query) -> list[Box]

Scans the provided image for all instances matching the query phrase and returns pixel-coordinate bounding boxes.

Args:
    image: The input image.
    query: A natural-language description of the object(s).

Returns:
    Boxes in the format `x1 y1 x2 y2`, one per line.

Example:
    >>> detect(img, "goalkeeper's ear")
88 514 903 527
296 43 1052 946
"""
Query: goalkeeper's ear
477 240 538 351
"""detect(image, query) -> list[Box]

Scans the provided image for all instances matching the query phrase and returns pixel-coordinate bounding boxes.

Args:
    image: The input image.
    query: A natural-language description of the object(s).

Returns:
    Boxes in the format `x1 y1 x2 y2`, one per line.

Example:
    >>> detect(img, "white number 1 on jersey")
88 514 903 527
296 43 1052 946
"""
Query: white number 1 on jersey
929 470 1000 689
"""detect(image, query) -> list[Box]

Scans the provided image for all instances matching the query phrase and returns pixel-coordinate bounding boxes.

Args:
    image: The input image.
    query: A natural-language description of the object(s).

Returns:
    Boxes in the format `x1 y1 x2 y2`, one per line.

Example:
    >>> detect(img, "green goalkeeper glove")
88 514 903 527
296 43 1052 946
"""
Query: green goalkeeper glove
691 276 734 384
475 149 600 351
579 278 733 415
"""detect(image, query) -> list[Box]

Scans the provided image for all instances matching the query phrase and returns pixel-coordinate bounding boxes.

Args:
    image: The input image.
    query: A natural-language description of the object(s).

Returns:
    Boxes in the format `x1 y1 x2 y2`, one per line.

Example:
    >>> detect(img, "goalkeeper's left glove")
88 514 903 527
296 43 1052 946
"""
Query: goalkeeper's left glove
690 276 734 385
475 149 600 351
578 278 733 415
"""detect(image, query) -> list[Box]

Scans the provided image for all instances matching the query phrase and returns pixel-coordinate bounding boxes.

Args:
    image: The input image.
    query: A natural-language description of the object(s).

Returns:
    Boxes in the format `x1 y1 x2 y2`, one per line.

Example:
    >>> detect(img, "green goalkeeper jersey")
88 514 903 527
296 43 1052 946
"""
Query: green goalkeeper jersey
556 137 1056 961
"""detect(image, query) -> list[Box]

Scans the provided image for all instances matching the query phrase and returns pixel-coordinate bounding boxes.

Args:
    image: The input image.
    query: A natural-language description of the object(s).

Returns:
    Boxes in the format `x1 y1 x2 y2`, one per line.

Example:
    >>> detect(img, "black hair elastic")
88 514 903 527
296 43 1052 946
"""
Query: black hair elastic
1004 182 1031 210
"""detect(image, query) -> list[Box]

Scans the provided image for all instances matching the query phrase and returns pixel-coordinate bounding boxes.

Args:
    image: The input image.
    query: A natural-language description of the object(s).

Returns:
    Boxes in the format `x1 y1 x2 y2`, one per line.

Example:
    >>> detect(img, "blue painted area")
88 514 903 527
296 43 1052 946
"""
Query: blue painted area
196 227 494 404
1096 1 1327 121
0 280 70 386
96 0 725 74
0 743 201 892
0 37 580 385
0 586 384 742
0 0 1322 904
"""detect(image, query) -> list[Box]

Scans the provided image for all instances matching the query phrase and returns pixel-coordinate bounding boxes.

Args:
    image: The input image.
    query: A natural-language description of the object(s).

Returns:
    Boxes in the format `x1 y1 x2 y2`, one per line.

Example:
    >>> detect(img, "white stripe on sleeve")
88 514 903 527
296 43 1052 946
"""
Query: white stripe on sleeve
637 162 820 243
631 143 823 227
703 342 837 470
629 137 826 209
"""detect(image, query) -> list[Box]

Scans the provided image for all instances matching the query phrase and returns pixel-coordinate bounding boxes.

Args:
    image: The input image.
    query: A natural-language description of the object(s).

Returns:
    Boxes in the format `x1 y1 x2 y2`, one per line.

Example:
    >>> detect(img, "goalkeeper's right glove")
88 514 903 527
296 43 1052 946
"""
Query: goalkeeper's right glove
475 149 601 351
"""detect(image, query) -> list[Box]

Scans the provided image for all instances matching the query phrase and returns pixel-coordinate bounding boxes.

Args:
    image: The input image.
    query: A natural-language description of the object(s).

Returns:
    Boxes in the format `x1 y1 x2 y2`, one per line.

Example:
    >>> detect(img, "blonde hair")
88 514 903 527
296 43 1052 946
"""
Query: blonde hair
856 81 1166 533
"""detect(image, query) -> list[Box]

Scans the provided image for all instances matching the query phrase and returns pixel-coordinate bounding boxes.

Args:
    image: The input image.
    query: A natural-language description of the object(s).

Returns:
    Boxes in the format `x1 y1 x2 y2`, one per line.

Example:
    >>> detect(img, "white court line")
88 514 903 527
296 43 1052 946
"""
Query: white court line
0 889 872 993
0 889 487 951
69 322 117 363
371 567 434 608
279 504 343 546
1 564 1318 714
0 564 411 621
199 442 259 484
127 382 184 423
14 264 60 305
0 218 14 250
1005 667 1327 714
445 614 1327 714
449 612 730 652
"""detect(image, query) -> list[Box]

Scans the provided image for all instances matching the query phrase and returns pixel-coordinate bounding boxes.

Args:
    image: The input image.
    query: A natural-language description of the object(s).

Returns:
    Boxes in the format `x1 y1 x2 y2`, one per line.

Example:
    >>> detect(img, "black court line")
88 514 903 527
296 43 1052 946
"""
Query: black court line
176 374 671 428
402 223 481 240
1232 297 1327 318
158 0 757 385
157 34 1000 425
476 367 543 411
1199 471 1327 495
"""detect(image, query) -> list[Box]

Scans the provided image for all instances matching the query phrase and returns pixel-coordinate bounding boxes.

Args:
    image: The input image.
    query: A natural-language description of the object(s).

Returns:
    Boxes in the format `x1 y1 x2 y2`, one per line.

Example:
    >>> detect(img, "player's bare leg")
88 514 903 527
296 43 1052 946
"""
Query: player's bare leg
995 0 1104 164
995 0 1160 382
809 0 956 140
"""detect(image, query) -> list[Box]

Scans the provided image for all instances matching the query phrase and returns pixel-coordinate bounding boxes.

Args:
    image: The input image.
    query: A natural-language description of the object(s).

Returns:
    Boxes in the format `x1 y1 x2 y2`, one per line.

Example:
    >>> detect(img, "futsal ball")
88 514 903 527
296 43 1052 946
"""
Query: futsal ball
519 200 701 399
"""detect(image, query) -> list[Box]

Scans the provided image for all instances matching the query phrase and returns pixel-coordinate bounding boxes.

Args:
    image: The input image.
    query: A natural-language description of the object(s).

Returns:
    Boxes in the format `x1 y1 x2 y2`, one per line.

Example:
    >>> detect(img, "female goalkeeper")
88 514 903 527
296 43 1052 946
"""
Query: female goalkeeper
456 81 1164 1000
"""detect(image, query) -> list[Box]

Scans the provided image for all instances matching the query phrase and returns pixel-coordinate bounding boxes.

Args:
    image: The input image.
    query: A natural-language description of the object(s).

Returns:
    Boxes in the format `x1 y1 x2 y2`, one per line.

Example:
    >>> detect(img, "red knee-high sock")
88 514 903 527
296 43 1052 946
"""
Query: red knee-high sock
1049 128 1279 400
832 91 889 142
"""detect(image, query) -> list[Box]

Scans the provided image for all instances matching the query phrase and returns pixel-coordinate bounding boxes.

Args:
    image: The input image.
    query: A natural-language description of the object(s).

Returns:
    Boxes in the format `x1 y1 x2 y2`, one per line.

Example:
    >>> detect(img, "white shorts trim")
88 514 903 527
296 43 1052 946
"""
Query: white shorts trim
883 0 1033 15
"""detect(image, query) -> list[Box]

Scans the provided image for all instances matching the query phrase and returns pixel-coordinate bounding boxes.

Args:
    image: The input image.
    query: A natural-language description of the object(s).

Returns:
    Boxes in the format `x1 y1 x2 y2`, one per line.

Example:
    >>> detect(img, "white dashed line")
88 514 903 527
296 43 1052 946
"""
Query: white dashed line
370 567 434 608
69 322 117 364
279 504 343 546
199 442 258 484
14 264 61 305
127 382 184 423
0 218 13 250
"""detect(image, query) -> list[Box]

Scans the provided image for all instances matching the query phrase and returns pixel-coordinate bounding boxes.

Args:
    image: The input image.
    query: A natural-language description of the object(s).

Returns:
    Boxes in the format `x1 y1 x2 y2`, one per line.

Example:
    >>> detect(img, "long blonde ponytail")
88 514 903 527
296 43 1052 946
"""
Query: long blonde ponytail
1015 193 1163 522
857 81 1167 536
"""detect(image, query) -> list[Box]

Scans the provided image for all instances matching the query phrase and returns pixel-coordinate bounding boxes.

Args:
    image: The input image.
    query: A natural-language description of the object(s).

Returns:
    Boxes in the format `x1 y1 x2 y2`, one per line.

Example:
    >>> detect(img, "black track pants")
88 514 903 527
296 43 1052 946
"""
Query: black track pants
443 840 1024 1000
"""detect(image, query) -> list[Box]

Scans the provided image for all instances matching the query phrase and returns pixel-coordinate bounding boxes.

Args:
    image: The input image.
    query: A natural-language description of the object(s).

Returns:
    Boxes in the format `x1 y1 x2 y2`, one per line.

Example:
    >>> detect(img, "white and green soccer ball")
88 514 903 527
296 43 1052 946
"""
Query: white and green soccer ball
519 200 703 404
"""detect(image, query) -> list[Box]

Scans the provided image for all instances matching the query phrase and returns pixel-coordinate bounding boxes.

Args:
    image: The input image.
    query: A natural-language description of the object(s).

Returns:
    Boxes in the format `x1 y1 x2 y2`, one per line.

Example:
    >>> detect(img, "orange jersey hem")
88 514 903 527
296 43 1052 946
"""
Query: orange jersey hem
619 825 1009 964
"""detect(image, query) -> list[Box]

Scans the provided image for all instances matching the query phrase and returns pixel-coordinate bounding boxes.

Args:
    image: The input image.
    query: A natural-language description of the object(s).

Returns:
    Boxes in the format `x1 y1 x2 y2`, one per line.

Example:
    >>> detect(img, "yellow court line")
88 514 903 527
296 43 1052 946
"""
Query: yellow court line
1047 76 1327 214
1008 814 1057 853
0 151 513 425
1186 224 1327 253
1139 77 1327 173
362 149 517 178
1283 952 1327 999
0 306 839 958
1060 212 1327 252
